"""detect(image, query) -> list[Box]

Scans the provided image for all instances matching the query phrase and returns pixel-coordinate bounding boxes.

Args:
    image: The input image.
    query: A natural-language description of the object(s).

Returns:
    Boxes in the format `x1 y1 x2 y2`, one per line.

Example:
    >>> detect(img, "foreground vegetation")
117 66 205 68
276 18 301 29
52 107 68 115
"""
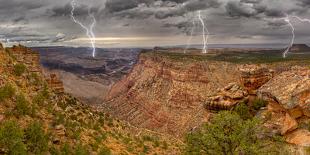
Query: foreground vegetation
185 110 288 155
0 48 180 154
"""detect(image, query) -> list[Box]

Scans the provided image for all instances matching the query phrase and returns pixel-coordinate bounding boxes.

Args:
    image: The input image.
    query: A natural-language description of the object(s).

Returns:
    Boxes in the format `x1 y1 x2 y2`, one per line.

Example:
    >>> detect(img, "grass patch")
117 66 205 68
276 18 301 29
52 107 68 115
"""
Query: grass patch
0 84 15 102
13 63 27 76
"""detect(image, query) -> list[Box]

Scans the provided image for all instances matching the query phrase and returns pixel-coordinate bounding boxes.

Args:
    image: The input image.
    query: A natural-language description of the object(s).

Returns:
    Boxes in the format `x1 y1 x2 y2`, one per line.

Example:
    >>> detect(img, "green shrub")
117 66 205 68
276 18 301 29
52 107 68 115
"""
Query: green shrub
15 94 31 116
98 145 111 155
61 143 72 155
143 145 150 153
0 120 26 154
233 102 252 120
49 146 60 155
13 63 26 76
75 144 90 155
0 84 15 102
252 98 268 110
185 111 286 155
25 121 48 154
28 73 41 86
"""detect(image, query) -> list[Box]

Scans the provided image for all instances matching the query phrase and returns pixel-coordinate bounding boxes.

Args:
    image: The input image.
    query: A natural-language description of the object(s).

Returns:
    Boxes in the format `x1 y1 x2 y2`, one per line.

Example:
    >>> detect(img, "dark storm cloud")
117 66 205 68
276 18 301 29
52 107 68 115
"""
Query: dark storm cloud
106 0 220 20
224 0 308 19
225 1 262 18
0 0 43 10
298 0 310 6
155 0 221 19
0 0 310 46
49 3 101 17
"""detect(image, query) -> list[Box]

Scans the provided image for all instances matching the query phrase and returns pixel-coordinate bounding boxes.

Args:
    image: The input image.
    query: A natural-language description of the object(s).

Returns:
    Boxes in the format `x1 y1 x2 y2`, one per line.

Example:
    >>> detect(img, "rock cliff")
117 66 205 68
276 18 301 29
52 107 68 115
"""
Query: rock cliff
105 51 310 140
104 52 242 136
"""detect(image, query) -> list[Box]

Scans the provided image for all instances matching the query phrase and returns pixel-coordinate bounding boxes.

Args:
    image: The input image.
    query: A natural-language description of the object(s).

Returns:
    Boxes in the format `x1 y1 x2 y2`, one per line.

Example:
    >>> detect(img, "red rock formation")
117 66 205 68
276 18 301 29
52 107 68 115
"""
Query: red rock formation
104 53 242 136
240 64 274 94
47 74 65 94
257 67 310 145
205 83 248 111
7 44 41 73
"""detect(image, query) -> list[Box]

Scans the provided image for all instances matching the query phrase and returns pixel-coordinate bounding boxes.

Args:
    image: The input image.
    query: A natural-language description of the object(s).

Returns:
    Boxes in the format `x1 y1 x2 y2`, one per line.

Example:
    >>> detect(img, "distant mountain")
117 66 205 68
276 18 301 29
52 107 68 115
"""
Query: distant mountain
290 44 310 52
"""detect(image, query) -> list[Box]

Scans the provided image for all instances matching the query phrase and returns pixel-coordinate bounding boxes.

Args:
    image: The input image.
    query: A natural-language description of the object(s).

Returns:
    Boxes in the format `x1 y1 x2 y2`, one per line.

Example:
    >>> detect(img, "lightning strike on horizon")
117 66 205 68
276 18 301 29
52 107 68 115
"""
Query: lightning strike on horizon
184 19 197 53
71 0 97 57
282 15 295 58
198 10 209 54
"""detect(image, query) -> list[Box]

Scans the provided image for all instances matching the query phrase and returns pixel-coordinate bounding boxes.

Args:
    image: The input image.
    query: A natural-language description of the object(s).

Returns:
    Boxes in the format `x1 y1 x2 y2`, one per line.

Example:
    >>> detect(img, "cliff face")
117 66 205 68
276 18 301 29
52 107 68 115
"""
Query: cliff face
104 51 309 137
104 53 244 136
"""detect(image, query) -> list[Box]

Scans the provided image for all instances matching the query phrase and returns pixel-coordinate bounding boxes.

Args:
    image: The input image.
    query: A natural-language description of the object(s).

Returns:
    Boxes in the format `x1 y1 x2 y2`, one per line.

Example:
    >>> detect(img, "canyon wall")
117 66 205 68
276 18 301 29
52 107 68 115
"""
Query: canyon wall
104 52 244 137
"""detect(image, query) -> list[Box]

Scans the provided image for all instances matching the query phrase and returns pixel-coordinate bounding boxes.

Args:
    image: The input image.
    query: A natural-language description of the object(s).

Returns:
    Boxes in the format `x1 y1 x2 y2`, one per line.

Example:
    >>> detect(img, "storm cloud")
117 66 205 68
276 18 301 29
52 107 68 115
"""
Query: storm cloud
0 0 309 47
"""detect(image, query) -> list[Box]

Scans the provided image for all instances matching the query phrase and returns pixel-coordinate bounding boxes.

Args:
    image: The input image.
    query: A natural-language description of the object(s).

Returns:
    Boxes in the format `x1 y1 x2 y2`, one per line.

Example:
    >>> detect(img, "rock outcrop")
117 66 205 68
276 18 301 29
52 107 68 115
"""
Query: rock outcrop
257 67 310 145
258 67 310 111
46 74 65 94
7 44 41 73
205 83 248 111
240 65 274 94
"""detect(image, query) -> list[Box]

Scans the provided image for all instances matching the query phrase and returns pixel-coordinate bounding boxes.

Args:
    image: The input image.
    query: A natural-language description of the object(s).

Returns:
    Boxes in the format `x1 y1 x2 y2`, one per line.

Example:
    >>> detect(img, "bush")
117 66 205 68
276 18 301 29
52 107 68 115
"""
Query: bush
13 63 26 76
234 102 252 120
98 145 111 155
75 144 90 155
28 73 41 86
252 98 268 110
61 143 72 155
185 111 285 155
0 84 15 102
15 94 31 116
0 120 26 154
25 121 48 154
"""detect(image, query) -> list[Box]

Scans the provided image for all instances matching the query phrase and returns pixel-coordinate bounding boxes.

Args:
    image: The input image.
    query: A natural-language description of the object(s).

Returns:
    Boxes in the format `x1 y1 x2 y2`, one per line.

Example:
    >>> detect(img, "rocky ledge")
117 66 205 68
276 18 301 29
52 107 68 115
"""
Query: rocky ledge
257 67 310 146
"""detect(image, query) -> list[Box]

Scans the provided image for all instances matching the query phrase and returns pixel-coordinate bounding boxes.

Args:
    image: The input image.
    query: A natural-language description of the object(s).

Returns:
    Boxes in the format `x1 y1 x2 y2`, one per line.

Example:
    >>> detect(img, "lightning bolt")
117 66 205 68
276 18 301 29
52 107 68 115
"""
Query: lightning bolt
71 0 97 57
198 10 209 54
291 16 310 23
282 14 295 58
184 19 197 53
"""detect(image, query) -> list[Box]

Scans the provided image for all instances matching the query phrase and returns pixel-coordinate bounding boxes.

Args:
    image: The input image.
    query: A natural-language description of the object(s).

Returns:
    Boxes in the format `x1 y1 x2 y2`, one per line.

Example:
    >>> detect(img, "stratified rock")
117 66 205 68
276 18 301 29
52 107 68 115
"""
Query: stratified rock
104 54 242 137
205 83 248 111
240 64 274 93
285 129 310 146
46 74 65 94
55 124 66 136
258 67 310 110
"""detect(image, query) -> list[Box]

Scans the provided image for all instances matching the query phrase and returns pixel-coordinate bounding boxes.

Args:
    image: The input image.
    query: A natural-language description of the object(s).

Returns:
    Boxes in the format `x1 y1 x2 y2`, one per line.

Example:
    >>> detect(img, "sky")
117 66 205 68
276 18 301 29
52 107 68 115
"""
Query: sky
0 0 310 48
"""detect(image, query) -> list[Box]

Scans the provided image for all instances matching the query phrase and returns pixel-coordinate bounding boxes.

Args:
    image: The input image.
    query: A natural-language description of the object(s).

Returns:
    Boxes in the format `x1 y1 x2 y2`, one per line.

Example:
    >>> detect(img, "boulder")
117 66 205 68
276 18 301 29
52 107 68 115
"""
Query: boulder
288 107 303 119
263 112 298 135
258 67 310 110
205 83 248 110
0 43 3 50
285 129 310 146
240 65 274 93
281 113 298 135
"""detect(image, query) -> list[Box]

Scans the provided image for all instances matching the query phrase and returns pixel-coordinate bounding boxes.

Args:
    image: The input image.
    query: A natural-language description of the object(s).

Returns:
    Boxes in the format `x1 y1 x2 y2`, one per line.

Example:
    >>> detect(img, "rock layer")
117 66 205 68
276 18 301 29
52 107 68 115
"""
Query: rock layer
104 53 241 136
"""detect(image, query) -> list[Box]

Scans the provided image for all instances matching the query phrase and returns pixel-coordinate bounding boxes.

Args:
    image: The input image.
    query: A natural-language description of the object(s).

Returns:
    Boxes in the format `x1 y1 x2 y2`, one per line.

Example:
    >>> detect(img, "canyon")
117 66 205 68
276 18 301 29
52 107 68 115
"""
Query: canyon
103 49 310 149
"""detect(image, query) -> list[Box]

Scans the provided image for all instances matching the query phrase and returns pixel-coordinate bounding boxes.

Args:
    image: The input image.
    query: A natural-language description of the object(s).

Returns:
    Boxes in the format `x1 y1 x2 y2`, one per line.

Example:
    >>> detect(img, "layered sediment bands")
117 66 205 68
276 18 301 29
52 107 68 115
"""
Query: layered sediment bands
104 53 242 137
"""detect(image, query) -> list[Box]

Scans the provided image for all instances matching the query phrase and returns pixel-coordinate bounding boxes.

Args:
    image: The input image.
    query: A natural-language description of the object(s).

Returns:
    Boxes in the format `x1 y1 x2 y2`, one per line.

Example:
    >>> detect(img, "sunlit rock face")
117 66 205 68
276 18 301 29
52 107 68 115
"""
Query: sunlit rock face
104 53 242 137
